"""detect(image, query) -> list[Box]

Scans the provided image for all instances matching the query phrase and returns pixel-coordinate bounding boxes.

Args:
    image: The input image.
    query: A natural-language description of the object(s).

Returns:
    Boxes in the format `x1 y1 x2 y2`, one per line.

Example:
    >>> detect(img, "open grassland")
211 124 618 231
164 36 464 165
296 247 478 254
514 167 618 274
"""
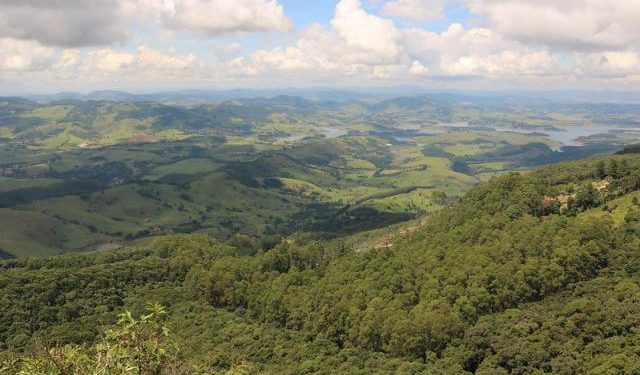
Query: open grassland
0 125 618 257
582 190 640 224
0 208 99 257
1 134 477 256
0 96 636 257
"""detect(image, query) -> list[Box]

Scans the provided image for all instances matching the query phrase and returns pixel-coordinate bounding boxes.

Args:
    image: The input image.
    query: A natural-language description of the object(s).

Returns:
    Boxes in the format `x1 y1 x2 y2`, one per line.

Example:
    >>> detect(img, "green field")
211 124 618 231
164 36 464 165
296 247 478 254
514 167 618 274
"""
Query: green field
0 95 635 257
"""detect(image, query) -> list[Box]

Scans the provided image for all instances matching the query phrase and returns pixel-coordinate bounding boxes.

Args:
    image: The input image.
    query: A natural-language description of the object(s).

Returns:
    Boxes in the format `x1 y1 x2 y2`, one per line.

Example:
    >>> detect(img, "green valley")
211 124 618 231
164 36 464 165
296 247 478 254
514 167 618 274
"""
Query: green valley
3 1 640 374
4 92 640 374
2 95 639 258
3 147 640 373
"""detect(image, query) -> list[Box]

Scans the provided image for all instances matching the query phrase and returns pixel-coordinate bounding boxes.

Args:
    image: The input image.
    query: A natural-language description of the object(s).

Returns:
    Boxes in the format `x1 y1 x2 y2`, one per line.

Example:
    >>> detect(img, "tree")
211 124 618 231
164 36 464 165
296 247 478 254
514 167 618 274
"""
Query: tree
595 160 606 179
431 190 448 206
606 159 619 178
1 303 179 375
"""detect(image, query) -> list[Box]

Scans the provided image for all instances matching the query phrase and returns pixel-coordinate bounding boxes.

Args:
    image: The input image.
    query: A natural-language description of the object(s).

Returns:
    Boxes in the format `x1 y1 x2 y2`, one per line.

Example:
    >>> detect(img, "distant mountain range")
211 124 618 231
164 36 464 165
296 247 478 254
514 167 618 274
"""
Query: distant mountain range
18 88 640 106
22 88 423 106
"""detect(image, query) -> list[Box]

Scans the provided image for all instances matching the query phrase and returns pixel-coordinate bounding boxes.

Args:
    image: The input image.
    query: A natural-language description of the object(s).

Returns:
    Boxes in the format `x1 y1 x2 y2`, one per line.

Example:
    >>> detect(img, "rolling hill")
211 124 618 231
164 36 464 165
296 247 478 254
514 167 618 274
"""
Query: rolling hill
3 95 640 259
3 149 640 373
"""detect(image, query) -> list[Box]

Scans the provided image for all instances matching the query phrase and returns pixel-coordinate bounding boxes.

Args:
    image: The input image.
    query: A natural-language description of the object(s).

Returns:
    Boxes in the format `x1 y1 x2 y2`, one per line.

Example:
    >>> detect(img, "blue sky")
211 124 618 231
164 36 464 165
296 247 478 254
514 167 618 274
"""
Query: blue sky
280 0 336 29
0 0 639 93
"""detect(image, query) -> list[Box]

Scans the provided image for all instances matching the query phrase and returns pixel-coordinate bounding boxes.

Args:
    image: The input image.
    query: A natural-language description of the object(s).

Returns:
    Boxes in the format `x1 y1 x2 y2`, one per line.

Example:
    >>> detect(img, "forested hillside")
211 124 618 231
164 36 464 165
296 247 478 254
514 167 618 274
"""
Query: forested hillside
3 150 640 374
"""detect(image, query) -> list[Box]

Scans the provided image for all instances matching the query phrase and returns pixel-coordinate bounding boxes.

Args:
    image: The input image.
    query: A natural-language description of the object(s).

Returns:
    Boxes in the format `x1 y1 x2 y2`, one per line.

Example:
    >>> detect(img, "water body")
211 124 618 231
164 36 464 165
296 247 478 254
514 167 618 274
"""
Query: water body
249 127 348 142
322 127 348 138
396 121 640 150
385 124 446 144
438 122 470 128
436 120 640 147
494 125 640 146
394 129 444 145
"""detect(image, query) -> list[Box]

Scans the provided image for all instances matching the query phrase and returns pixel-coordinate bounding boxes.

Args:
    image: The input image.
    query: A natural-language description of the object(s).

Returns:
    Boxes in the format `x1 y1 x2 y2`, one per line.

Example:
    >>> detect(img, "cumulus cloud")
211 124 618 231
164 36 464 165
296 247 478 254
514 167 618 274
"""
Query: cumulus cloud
0 0 131 47
381 0 448 22
575 51 640 79
400 23 561 77
225 0 406 82
156 0 292 36
443 51 557 77
469 0 640 51
80 46 201 78
223 1 566 84
332 0 402 62
53 50 81 71
402 24 500 67
409 60 429 75
0 0 292 48
0 38 57 71
2 0 640 90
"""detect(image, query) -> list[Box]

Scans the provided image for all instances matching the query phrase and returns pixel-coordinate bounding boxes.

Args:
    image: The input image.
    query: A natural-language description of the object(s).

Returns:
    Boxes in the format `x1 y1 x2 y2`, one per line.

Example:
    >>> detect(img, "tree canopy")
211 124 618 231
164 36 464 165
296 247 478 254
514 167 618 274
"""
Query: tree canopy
3 153 640 374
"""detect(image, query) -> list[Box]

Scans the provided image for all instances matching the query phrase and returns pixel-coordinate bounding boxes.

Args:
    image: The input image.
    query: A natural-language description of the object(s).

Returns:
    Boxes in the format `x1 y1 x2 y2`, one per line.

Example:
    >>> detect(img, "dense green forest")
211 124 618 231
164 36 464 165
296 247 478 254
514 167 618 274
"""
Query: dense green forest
3 149 640 374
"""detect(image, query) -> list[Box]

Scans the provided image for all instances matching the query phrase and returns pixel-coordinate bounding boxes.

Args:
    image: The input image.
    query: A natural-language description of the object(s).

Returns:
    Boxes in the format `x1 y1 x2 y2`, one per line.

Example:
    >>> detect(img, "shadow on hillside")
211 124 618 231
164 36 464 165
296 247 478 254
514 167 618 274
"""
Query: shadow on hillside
282 203 414 237
0 248 15 259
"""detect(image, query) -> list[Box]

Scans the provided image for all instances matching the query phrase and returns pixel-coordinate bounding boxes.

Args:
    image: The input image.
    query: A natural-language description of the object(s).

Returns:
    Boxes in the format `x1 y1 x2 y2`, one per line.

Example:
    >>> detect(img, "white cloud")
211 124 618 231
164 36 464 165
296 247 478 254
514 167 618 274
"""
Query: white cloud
2 0 640 90
409 60 429 75
598 52 640 73
157 0 292 36
0 0 292 48
0 38 56 71
332 0 402 63
53 50 81 71
402 24 505 68
81 46 200 77
469 0 640 51
231 46 313 75
443 51 557 77
225 0 407 82
85 50 135 72
574 51 640 78
222 3 566 85
0 44 209 92
381 0 448 22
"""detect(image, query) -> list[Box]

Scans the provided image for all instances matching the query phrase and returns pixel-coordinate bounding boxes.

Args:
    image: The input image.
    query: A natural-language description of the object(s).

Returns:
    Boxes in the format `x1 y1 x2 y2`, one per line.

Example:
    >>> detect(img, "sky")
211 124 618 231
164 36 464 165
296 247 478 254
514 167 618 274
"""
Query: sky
1 0 640 93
